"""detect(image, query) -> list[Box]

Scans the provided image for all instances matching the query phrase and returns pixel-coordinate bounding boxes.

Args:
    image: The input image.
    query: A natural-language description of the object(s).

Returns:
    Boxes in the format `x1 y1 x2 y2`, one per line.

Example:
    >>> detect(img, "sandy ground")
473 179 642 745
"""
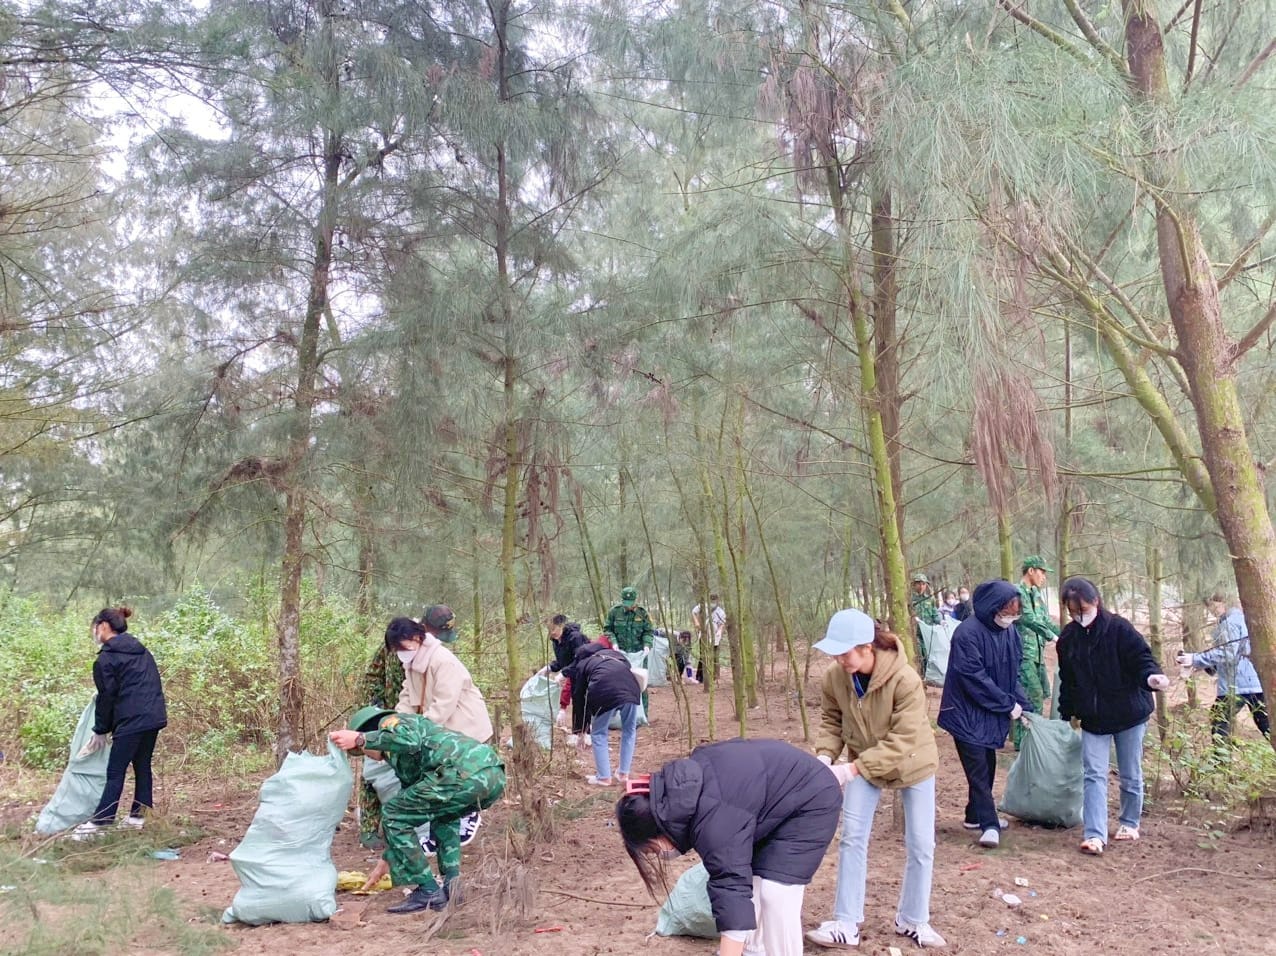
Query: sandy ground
4 649 1275 955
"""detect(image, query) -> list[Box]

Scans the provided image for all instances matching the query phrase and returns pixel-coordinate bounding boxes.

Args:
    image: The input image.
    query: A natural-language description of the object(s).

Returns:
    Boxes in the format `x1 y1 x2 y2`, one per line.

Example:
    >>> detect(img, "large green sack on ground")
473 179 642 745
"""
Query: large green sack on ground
648 633 670 687
1049 664 1063 719
921 620 957 686
222 740 353 925
35 697 111 835
655 862 717 938
999 712 1083 828
520 672 557 749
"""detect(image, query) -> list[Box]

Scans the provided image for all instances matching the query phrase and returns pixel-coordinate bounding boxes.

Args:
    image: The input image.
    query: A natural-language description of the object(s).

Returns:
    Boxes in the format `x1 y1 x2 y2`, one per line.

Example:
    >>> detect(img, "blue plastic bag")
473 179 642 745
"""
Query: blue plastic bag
35 697 110 835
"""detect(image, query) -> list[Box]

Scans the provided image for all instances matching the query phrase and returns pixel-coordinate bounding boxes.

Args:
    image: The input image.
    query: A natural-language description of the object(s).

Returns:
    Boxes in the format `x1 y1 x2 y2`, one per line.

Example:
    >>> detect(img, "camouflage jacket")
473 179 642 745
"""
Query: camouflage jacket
1016 582 1059 663
363 713 503 788
910 592 941 626
603 603 654 652
361 645 406 711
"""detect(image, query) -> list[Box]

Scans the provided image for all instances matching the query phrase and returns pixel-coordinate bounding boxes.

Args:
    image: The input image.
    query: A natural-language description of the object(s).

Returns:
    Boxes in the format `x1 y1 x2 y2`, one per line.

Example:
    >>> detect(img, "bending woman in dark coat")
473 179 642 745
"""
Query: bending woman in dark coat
615 738 844 956
73 606 167 839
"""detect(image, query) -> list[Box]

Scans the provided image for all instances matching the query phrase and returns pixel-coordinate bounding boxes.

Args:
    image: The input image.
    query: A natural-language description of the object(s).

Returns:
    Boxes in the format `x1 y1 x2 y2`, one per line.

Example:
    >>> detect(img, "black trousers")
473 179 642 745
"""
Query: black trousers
1210 693 1271 739
953 737 1000 830
91 729 160 824
695 643 720 684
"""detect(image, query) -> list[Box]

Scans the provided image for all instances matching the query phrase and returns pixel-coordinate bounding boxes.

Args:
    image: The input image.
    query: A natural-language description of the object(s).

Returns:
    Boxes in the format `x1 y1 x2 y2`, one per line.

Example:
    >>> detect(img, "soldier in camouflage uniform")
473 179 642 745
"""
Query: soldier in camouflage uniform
357 645 405 848
909 573 941 626
604 585 653 713
1013 555 1060 749
330 708 505 914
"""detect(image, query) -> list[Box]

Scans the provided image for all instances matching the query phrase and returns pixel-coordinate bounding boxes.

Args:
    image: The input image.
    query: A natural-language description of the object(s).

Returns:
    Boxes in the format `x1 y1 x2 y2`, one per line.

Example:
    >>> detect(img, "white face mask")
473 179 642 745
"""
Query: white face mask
1079 608 1097 627
994 613 1020 629
396 648 417 664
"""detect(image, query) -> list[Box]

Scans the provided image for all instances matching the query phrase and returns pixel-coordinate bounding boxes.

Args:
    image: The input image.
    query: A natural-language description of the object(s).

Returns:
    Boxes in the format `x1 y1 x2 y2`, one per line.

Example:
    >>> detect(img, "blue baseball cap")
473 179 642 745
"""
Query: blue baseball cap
813 608 875 656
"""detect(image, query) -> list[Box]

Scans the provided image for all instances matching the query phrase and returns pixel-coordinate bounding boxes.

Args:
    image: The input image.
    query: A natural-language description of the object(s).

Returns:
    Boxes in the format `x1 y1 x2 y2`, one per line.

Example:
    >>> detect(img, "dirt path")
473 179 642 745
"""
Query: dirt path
8 655 1276 955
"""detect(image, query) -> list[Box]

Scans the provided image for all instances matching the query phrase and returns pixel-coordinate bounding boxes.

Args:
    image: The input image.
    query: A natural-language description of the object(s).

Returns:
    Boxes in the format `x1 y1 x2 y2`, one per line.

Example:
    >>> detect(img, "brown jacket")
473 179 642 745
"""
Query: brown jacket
396 637 494 743
813 647 938 789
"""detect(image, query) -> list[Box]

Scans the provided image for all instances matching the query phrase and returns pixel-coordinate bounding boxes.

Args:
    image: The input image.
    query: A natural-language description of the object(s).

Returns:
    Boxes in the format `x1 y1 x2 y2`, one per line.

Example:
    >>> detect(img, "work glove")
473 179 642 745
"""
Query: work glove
831 762 857 787
555 707 568 727
816 754 832 766
535 665 550 678
1147 674 1170 691
1175 652 1194 667
78 733 109 758
565 734 579 748
1009 703 1023 720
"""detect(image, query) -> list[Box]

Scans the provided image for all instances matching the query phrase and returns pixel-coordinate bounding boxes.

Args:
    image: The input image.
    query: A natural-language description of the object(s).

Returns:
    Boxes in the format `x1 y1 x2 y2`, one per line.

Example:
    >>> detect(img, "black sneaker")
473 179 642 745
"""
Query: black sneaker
386 885 449 914
458 810 482 846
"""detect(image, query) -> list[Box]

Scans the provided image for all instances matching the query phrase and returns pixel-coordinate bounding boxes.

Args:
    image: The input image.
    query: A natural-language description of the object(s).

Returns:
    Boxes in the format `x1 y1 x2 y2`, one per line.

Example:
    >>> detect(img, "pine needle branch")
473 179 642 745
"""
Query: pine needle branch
996 0 1090 66
1218 210 1276 290
1235 37 1276 89
1061 0 1128 77
1232 300 1276 361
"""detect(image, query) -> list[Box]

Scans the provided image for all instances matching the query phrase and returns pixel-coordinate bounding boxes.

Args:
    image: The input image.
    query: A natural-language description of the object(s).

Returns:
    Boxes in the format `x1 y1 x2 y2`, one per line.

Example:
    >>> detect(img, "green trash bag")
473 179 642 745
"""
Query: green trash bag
222 740 353 925
999 712 1083 828
648 633 670 687
520 672 557 749
35 696 110 835
655 863 717 938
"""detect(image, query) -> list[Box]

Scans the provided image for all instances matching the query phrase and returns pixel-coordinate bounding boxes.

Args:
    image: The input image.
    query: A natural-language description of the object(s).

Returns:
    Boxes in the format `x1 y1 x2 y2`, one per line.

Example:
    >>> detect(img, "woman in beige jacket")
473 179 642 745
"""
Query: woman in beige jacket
806 609 946 950
386 611 493 744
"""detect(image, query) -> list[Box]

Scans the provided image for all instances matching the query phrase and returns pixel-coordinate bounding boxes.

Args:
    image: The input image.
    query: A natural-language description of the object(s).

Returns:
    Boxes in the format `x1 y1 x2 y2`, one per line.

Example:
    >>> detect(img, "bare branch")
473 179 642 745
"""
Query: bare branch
1218 210 1276 290
1236 37 1276 89
996 0 1091 67
1233 300 1276 361
1061 0 1129 76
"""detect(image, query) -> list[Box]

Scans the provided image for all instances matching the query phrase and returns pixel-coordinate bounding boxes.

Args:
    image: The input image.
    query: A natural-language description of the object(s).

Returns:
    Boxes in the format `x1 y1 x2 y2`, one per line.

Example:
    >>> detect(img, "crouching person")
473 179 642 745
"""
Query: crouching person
330 707 505 913
616 739 842 956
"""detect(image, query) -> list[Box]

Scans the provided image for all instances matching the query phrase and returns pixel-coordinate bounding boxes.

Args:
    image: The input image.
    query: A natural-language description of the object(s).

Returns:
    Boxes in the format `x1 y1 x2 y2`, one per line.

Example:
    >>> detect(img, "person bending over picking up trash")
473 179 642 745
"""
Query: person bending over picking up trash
615 738 844 956
330 707 505 914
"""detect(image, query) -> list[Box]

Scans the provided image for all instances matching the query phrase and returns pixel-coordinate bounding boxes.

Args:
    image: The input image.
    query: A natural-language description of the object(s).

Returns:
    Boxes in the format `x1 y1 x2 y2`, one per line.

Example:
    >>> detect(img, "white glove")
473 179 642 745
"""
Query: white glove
816 754 832 766
78 732 109 758
1175 652 1194 667
831 763 857 787
555 707 567 727
535 665 550 678
1148 674 1170 691
1010 703 1023 720
565 733 579 748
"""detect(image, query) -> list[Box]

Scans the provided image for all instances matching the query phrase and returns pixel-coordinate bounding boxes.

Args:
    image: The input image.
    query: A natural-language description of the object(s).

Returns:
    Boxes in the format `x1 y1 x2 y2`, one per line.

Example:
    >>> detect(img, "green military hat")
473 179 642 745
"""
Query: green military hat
911 572 929 585
620 585 638 607
1021 555 1054 574
348 706 396 733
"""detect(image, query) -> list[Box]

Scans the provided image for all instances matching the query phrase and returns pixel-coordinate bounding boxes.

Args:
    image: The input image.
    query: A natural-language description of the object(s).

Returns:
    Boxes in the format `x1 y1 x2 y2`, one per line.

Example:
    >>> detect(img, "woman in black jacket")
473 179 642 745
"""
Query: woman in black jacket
1056 578 1169 856
616 739 844 956
73 606 168 840
563 641 641 786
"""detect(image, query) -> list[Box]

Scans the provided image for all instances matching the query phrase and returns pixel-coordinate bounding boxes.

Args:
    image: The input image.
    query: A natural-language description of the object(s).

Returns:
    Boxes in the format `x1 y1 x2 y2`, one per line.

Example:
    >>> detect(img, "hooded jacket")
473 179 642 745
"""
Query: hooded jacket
548 621 587 674
1191 607 1263 696
92 633 167 737
937 580 1032 748
1057 607 1162 734
649 739 841 933
563 641 640 732
814 647 939 789
396 636 494 743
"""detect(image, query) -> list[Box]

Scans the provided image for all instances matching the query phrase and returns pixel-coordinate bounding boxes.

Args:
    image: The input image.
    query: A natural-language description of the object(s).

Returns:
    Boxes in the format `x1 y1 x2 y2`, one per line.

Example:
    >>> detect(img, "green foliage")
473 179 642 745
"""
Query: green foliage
1150 717 1276 809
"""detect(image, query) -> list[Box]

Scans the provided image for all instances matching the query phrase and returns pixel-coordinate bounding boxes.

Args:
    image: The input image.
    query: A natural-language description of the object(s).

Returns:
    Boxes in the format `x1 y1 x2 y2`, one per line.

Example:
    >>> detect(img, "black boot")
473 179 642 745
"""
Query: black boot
386 884 448 914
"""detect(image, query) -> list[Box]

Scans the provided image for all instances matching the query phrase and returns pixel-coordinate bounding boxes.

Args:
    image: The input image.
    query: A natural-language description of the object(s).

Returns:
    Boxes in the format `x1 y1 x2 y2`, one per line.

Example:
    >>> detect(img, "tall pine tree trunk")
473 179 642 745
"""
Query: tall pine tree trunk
1124 1 1276 751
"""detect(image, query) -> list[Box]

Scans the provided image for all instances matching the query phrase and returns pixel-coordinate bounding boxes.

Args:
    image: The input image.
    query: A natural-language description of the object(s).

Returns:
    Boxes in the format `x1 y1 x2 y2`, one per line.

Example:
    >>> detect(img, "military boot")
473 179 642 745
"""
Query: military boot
386 884 449 914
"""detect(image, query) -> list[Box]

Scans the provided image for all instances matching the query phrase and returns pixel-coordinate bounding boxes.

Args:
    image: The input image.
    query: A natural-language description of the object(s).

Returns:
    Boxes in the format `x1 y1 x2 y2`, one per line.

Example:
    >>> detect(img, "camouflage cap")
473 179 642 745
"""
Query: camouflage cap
1021 555 1054 574
620 586 638 606
422 604 458 643
348 706 396 733
910 572 929 585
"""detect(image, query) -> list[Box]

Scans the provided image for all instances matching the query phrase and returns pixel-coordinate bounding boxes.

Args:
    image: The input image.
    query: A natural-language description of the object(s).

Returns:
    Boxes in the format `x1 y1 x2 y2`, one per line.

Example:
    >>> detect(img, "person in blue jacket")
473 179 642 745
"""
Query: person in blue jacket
937 579 1032 850
615 739 844 956
1177 594 1269 740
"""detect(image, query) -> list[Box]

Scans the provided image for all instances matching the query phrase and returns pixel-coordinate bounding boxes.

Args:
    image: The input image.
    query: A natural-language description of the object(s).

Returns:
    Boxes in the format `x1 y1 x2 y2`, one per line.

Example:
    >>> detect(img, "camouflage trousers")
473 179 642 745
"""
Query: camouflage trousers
382 764 505 891
358 780 385 848
1013 660 1050 750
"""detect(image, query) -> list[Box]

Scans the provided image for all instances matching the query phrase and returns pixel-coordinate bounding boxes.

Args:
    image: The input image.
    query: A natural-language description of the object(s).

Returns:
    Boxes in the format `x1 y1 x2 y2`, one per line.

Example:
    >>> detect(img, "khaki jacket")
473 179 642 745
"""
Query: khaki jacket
813 647 938 789
396 637 494 744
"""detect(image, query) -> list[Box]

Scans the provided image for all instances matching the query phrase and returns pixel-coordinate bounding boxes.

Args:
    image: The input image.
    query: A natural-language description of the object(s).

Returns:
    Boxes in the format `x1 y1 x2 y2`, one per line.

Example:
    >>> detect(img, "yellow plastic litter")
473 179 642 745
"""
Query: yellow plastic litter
336 871 393 894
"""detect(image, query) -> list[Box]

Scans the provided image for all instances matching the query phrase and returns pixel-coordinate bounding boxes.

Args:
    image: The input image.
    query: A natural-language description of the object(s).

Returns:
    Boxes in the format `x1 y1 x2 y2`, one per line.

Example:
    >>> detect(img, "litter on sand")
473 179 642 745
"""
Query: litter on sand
151 849 180 860
1014 877 1030 887
336 870 393 893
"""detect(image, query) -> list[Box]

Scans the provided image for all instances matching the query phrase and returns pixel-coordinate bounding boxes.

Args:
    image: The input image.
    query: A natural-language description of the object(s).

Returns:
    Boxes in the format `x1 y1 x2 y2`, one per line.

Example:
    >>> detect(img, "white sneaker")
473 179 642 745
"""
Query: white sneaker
71 821 106 842
895 915 947 948
806 920 860 948
119 816 146 830
978 827 1000 848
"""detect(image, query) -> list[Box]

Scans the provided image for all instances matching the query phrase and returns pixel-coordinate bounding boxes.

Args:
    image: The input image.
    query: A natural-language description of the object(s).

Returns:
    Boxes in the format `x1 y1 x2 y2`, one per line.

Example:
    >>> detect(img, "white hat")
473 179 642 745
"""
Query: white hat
813 608 875 656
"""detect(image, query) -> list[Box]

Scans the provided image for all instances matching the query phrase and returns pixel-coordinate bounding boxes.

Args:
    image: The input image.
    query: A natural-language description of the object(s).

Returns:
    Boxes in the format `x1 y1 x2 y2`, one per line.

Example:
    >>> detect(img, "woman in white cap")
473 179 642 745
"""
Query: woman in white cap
806 609 946 949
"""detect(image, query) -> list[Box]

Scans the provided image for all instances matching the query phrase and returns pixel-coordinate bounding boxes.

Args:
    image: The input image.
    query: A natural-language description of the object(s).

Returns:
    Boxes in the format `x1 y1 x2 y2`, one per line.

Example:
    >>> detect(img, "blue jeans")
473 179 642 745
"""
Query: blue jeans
590 703 638 780
1081 721 1146 843
834 774 935 927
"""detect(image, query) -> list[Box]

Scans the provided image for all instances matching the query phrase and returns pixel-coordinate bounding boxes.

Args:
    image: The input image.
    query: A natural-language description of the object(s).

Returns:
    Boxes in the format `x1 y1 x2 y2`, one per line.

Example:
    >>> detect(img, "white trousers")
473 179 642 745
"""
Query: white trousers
720 877 806 956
